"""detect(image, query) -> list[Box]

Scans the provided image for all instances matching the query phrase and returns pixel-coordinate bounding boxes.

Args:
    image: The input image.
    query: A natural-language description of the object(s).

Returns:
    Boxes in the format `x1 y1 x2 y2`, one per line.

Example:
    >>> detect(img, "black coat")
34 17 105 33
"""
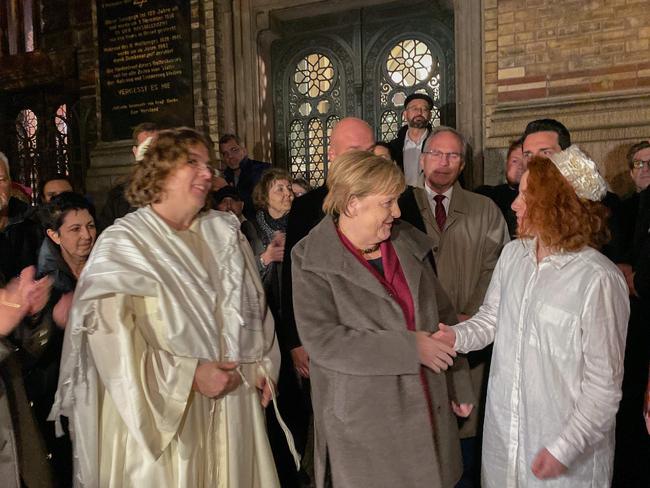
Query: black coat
0 198 43 280
97 182 135 233
474 184 518 239
388 124 432 172
281 185 328 351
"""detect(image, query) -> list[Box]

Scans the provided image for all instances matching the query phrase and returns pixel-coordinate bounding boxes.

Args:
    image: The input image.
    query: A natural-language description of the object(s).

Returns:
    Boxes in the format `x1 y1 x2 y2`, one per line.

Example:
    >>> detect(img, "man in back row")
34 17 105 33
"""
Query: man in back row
218 134 271 220
280 117 375 379
98 122 158 231
389 93 435 186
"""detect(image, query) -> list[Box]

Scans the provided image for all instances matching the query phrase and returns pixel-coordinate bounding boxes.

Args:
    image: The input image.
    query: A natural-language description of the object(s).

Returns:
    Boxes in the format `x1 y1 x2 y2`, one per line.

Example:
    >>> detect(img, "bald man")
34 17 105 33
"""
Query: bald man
281 117 374 377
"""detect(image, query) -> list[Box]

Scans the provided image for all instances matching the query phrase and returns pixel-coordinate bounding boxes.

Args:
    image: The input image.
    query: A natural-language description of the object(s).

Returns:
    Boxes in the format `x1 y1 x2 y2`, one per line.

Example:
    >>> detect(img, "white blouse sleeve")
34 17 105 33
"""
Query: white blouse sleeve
546 269 630 466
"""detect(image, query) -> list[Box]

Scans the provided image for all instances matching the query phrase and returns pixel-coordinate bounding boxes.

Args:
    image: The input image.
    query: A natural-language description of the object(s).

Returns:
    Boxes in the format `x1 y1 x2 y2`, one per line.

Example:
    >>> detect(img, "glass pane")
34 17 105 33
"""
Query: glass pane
308 118 325 187
380 110 399 142
316 99 330 114
289 120 306 177
293 53 334 98
391 92 406 107
386 39 435 88
298 102 312 116
55 104 70 175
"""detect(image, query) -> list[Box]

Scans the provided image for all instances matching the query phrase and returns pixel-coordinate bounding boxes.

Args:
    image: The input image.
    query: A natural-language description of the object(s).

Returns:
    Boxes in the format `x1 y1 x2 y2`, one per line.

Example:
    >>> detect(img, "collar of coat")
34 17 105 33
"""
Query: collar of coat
298 216 436 305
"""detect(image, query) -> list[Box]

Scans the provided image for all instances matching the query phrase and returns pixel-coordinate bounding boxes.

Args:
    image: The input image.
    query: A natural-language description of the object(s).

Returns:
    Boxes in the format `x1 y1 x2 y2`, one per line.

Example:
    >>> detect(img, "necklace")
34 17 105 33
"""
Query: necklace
357 243 380 255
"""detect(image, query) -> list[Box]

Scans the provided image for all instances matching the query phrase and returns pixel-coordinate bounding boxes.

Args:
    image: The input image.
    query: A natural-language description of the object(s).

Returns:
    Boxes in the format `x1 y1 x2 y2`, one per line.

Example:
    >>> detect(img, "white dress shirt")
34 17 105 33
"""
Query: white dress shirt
424 183 453 216
454 238 629 488
403 130 428 186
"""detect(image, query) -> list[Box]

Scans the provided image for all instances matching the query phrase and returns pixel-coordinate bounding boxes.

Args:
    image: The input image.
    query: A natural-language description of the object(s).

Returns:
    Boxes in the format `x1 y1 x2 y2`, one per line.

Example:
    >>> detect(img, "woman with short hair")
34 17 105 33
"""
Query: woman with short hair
51 128 288 487
437 147 630 487
291 150 472 488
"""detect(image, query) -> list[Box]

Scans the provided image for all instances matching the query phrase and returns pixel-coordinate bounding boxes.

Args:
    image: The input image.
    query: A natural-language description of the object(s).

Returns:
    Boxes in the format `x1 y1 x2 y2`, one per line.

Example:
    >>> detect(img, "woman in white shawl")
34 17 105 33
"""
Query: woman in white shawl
50 128 293 487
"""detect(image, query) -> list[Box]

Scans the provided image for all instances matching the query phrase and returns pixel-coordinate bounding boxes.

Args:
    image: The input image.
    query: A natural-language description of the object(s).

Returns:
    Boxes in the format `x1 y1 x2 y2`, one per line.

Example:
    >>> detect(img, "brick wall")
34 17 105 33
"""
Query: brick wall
483 0 650 193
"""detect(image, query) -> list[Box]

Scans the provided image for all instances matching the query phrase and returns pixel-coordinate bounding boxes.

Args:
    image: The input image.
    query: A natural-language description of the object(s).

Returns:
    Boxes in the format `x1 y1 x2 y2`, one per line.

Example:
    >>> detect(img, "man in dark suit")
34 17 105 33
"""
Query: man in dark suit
98 122 158 232
475 137 524 238
218 133 271 220
281 117 375 378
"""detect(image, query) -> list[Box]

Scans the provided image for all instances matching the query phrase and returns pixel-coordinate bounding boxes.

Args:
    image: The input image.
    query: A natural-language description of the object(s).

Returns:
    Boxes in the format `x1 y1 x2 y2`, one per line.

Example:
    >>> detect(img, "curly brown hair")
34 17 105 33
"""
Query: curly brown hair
519 157 610 252
252 168 292 210
126 127 216 207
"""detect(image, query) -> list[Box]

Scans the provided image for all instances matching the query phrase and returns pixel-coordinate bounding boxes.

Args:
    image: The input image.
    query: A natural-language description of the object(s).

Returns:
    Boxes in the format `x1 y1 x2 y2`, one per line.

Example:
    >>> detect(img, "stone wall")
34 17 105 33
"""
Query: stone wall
483 0 650 194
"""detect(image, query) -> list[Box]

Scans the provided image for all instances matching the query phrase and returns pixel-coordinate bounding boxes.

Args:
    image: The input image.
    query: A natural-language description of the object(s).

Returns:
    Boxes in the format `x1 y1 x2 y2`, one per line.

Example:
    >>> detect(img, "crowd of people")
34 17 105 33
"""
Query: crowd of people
0 106 648 488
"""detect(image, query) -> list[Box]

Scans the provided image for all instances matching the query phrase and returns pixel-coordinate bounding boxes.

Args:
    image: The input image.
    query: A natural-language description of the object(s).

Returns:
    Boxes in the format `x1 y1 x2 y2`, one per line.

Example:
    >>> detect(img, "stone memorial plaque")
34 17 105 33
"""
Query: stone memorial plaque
97 0 194 141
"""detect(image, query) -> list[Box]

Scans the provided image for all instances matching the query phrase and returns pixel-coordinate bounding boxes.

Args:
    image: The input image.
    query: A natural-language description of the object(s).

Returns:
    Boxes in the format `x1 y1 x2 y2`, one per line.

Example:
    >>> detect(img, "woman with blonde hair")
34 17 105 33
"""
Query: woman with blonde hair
51 128 291 487
291 150 473 488
436 147 630 487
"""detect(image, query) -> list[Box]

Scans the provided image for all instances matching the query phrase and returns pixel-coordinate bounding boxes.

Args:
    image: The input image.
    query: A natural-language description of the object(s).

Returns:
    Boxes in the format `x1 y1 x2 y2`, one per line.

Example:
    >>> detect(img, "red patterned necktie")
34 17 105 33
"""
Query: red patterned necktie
433 194 446 231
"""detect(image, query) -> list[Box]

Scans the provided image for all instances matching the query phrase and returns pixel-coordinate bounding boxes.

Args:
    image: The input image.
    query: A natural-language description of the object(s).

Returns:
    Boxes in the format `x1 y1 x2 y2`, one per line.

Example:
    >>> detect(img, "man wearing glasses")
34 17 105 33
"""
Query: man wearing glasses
398 126 509 487
388 93 434 186
218 134 271 219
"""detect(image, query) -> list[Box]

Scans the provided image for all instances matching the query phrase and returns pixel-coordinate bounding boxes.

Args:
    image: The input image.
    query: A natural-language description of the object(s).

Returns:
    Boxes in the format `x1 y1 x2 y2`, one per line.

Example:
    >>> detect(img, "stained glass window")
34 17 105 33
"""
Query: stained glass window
287 52 342 187
294 54 334 97
379 38 442 141
380 110 399 141
54 104 70 175
15 109 39 197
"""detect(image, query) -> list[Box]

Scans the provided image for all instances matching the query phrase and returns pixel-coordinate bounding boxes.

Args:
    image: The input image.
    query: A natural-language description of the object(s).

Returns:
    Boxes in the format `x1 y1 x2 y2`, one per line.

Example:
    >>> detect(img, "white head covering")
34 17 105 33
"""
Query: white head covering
549 145 608 201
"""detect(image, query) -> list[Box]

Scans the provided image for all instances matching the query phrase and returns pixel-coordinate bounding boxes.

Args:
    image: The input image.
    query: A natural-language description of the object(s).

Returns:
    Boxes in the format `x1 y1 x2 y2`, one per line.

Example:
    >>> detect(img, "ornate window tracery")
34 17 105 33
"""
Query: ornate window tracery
54 104 70 175
15 109 39 196
378 37 442 142
286 52 342 187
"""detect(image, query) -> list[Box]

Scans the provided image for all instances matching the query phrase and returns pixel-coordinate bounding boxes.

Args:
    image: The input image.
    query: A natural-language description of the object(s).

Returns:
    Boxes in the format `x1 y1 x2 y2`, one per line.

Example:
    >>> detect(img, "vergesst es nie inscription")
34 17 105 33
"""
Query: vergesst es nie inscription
98 0 194 141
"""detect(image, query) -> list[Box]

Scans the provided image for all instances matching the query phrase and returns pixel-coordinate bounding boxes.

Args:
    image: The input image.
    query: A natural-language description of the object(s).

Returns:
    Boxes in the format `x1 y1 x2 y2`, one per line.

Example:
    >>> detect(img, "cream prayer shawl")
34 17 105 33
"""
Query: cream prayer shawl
49 207 276 486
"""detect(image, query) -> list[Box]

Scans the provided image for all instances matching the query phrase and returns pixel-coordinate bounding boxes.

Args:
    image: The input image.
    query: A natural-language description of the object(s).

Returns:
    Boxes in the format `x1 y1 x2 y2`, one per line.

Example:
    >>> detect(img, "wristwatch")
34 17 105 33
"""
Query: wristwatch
260 255 268 267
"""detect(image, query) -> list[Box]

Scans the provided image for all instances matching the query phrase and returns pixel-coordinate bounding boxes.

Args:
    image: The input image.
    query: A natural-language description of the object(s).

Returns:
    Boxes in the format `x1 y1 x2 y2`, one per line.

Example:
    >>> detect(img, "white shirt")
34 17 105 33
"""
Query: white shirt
403 130 427 186
424 183 453 216
454 239 629 488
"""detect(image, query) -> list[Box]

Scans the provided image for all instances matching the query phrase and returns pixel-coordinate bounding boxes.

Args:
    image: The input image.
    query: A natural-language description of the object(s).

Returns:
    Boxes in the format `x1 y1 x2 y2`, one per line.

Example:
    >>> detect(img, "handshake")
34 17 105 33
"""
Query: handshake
415 324 472 418
415 323 456 373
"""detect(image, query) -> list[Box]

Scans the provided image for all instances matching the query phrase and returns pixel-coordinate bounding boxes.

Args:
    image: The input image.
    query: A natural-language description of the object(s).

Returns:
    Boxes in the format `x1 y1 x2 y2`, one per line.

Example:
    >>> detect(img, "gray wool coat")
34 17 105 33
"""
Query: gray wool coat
292 217 474 488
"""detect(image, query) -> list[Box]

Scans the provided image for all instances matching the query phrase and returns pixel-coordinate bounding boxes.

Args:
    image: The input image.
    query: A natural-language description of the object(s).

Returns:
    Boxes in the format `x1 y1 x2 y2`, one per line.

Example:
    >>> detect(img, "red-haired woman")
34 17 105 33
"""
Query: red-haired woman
436 146 630 487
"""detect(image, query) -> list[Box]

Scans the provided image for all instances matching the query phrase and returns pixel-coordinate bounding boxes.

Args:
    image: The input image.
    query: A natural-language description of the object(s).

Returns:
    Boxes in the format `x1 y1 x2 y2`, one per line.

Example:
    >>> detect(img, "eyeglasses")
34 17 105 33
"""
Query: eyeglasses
632 159 650 170
406 106 431 114
422 149 462 163
187 159 219 177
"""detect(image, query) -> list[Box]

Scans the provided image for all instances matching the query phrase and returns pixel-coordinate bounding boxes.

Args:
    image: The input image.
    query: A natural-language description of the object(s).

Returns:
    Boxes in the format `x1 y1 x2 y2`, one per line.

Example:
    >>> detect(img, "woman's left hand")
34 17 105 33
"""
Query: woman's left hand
53 292 74 329
451 401 473 418
256 375 274 407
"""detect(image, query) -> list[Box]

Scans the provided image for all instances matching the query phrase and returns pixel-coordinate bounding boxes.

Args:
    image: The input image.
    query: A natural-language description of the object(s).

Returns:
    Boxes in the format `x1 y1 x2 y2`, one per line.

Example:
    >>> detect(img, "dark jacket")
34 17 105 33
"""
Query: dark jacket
280 185 328 351
388 123 432 172
223 157 271 220
13 238 74 486
98 182 135 233
475 183 518 239
0 274 54 488
0 199 43 280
